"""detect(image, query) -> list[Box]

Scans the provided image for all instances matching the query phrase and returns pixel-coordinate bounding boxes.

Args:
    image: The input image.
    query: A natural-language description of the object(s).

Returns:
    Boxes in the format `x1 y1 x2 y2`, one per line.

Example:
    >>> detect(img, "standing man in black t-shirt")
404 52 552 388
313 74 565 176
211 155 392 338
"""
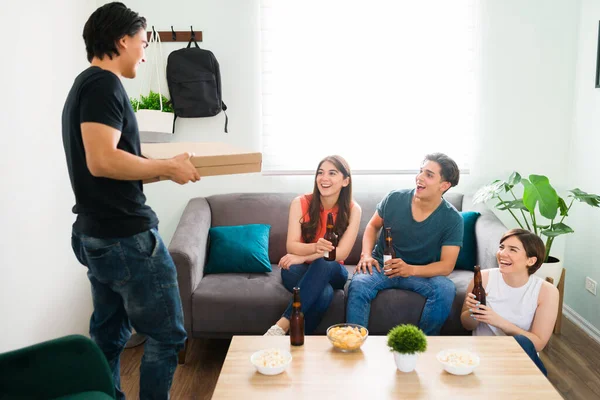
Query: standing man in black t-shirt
61 3 199 399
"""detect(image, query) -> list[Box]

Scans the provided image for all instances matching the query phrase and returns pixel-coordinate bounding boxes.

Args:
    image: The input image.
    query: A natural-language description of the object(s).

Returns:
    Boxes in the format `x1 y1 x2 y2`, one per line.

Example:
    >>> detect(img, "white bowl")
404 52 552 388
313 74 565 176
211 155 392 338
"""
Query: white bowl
250 348 292 376
436 348 480 376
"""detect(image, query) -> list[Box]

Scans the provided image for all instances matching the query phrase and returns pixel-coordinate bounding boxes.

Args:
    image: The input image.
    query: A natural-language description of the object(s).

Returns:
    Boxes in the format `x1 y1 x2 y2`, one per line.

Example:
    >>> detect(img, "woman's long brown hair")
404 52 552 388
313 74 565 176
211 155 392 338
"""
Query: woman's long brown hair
300 155 353 243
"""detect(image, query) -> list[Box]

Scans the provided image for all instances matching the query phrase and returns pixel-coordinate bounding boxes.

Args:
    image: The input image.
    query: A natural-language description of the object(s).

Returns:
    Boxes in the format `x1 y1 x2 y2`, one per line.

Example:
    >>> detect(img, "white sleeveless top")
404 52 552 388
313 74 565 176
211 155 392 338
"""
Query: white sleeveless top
474 268 543 336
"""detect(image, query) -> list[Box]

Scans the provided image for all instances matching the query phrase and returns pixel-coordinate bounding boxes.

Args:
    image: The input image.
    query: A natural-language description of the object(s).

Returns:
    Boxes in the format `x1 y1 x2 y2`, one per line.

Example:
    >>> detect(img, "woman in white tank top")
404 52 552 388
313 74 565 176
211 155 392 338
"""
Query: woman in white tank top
460 229 559 376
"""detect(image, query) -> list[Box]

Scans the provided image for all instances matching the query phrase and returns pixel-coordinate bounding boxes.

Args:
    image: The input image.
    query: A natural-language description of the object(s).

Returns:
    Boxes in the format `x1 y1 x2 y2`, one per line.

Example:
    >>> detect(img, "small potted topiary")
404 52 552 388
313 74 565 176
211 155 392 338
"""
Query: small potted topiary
387 324 427 372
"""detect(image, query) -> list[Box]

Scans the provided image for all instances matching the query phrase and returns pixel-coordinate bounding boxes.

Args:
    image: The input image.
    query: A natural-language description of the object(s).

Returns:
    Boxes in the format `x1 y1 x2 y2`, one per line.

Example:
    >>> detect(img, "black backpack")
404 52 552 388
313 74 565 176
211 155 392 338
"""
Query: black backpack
167 38 228 132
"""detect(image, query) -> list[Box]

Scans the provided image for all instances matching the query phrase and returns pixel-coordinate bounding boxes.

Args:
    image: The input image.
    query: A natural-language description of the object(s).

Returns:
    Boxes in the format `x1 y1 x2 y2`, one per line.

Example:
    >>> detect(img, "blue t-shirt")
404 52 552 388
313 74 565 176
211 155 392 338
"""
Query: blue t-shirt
372 189 463 266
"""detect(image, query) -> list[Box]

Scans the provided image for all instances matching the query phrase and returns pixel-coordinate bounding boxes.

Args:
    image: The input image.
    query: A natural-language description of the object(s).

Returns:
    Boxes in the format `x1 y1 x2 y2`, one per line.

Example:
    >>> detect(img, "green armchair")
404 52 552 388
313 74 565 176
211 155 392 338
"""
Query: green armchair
0 334 115 400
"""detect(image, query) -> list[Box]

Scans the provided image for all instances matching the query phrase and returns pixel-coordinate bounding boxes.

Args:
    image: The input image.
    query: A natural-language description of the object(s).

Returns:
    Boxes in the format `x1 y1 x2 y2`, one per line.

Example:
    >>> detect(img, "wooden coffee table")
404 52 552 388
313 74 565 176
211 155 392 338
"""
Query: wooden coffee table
212 335 561 399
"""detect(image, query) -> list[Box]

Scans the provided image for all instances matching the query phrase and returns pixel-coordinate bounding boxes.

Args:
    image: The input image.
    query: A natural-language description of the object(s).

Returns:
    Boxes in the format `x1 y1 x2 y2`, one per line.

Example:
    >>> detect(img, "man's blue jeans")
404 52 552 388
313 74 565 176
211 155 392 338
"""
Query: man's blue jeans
71 228 187 400
281 258 348 334
514 334 548 376
346 270 456 335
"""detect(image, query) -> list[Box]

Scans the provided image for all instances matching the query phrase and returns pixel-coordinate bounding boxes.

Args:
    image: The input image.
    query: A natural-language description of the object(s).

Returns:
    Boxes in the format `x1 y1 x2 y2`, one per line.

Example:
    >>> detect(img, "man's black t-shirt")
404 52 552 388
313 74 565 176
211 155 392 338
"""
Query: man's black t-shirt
62 66 158 238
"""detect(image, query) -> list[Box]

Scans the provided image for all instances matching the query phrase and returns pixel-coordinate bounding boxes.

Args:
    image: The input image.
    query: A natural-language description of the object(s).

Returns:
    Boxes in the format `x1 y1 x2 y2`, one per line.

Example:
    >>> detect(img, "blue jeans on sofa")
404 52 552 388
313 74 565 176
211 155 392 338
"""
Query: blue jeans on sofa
281 258 348 334
71 228 187 400
346 271 456 335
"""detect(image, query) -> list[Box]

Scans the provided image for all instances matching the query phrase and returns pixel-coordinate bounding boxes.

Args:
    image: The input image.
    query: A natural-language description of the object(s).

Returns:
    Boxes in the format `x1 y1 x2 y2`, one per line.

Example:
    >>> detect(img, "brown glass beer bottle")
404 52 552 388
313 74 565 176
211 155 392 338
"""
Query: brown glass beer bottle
383 227 395 264
323 212 338 262
472 265 486 306
290 287 305 346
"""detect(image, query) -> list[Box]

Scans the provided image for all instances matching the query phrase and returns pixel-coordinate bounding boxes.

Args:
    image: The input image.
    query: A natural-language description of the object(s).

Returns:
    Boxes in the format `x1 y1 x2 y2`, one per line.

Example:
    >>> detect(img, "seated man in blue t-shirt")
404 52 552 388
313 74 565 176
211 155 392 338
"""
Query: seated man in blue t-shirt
346 153 463 335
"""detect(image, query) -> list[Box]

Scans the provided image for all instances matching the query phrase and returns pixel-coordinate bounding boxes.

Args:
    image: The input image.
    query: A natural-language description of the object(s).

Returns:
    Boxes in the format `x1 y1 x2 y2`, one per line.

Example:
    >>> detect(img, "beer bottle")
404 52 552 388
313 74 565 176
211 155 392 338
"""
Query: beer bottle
472 265 486 306
290 287 304 346
323 212 338 262
383 227 395 265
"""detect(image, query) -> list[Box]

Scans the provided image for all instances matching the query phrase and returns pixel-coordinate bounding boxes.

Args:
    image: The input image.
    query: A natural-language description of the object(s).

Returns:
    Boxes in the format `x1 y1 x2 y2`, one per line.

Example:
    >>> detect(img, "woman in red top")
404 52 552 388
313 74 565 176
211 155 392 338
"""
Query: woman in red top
265 155 362 335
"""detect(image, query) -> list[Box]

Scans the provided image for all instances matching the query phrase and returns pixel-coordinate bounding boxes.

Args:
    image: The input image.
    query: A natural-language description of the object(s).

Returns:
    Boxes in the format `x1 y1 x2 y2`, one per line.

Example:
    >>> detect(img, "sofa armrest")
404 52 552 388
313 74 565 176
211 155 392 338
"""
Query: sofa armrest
462 196 508 270
169 197 211 335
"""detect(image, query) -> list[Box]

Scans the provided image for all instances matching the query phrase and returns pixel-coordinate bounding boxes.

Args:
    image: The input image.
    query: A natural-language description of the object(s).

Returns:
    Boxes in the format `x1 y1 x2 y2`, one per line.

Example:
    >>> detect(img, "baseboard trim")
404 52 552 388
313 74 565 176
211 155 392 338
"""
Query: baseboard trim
562 304 600 345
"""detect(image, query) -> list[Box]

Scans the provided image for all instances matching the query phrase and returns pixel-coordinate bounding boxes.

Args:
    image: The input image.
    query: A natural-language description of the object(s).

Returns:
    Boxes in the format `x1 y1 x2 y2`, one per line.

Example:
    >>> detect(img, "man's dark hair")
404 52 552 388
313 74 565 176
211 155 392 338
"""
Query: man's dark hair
83 2 147 62
423 152 460 188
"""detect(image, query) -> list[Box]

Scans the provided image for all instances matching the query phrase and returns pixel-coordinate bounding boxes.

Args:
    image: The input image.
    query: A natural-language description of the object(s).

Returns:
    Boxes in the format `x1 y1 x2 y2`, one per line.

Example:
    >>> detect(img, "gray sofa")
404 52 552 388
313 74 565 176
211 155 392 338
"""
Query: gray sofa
169 192 507 344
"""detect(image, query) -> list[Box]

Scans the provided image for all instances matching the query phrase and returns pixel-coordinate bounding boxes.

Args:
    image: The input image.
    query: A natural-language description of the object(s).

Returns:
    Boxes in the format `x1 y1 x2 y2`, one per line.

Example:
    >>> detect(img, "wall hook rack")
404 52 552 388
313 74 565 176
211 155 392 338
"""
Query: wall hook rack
146 26 202 43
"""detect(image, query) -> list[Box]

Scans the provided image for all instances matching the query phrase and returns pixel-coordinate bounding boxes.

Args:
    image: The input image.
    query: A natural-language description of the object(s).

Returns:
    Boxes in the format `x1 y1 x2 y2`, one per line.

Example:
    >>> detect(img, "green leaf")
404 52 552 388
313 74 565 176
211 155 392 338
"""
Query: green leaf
495 199 528 211
541 223 574 238
521 175 559 220
473 180 505 204
569 188 600 207
508 172 522 186
558 197 569 217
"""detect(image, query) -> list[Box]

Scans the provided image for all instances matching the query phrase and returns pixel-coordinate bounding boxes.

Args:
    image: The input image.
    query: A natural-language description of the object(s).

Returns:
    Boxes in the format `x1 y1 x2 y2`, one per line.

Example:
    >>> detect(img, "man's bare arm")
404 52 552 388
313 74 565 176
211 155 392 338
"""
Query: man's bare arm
81 122 199 183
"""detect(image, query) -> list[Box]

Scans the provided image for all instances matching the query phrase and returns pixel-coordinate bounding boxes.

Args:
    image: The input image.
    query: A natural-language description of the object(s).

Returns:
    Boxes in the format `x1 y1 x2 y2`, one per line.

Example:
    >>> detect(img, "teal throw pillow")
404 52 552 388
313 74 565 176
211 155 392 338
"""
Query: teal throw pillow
455 211 481 271
205 224 272 274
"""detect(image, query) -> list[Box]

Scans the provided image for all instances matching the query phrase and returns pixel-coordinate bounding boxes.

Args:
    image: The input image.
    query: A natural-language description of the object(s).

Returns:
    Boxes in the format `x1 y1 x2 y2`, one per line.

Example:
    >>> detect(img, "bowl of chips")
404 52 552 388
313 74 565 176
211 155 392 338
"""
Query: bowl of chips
326 323 369 352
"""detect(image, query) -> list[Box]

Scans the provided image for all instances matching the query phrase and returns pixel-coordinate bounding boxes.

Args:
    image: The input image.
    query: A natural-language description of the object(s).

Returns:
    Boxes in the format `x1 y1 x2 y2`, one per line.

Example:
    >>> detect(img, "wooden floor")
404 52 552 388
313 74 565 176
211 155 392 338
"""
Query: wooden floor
541 318 600 399
120 318 600 399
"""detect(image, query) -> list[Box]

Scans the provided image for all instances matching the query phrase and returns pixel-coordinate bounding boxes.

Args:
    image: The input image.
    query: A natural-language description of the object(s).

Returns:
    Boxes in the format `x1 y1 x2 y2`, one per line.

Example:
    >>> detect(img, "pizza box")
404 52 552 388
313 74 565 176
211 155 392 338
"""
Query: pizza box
141 142 262 183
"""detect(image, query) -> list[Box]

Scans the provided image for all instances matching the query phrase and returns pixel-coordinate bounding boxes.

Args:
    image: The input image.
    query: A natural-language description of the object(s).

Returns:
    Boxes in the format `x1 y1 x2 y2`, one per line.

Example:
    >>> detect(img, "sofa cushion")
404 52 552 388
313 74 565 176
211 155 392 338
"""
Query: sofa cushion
191 265 345 336
207 193 297 265
205 224 272 274
455 211 481 271
441 269 473 335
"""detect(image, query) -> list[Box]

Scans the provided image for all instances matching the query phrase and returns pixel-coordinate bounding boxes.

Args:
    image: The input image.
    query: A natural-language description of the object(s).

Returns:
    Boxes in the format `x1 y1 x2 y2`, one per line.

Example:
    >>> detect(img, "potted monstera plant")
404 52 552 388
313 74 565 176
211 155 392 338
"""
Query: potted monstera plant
473 172 600 284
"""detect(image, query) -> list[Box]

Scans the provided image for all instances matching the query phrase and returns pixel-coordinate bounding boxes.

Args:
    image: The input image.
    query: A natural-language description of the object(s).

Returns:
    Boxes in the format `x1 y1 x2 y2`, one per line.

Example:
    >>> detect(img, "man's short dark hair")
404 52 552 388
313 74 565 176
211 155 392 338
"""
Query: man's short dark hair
83 2 147 62
423 153 460 188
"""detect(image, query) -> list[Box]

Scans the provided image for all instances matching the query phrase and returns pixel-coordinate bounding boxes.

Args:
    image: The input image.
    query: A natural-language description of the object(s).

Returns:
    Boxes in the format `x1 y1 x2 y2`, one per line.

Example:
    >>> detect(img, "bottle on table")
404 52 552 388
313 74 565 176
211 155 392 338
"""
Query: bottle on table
290 287 305 346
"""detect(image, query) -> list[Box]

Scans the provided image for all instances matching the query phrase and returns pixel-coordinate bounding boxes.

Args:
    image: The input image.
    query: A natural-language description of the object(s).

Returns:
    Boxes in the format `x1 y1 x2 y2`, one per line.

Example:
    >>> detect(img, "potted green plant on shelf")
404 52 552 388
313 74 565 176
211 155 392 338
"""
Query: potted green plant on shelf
387 324 427 373
473 172 600 284
130 90 173 113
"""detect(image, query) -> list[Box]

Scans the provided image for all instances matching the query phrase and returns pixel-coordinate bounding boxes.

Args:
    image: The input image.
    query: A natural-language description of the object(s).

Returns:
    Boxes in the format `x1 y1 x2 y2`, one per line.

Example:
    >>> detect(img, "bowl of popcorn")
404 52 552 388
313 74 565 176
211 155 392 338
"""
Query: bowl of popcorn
436 348 480 375
326 323 369 352
250 348 292 376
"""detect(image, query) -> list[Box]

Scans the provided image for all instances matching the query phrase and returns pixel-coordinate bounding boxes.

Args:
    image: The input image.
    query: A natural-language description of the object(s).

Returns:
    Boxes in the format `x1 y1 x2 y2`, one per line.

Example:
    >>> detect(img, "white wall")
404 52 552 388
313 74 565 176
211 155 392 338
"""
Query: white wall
471 0 579 264
114 0 580 249
563 0 600 333
0 0 96 352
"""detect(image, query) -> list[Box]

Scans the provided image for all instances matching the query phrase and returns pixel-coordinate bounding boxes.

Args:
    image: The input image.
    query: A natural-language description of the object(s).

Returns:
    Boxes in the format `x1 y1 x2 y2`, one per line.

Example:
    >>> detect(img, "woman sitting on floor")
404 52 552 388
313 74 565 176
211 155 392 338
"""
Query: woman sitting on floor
460 228 559 376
